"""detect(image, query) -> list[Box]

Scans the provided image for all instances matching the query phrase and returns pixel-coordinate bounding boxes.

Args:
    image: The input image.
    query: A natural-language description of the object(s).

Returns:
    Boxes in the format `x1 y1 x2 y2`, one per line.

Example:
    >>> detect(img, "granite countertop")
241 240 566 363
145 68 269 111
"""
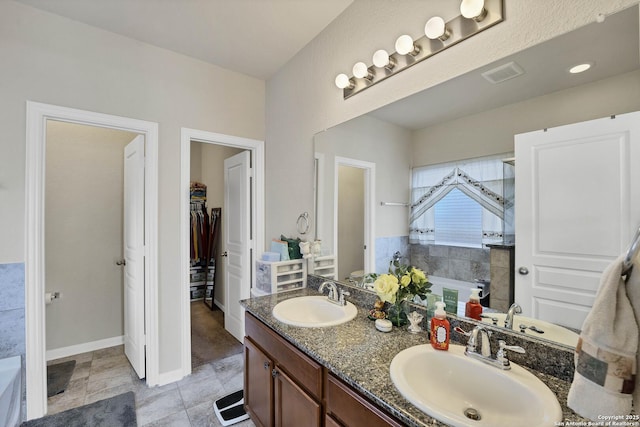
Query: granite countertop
241 287 586 427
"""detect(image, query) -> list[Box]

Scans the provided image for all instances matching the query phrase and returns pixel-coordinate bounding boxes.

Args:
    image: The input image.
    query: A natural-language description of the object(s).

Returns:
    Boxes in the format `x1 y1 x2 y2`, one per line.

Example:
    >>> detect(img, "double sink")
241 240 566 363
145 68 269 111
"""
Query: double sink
272 294 563 427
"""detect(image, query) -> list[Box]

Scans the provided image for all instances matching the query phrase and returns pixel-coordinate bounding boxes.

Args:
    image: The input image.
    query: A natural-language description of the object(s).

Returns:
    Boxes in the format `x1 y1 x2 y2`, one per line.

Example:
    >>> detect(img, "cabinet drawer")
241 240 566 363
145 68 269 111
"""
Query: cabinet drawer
326 374 403 427
245 313 322 400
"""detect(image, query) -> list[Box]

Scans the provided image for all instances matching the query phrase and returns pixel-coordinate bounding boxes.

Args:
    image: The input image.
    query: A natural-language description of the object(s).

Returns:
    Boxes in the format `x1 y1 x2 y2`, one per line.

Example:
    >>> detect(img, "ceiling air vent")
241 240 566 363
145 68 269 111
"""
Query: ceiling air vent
481 61 525 84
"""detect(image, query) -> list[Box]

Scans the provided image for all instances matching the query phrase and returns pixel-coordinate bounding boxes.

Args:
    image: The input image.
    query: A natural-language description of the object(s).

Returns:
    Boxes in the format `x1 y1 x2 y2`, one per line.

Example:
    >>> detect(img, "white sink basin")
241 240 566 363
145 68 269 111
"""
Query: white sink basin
481 313 579 347
272 296 358 327
390 344 562 427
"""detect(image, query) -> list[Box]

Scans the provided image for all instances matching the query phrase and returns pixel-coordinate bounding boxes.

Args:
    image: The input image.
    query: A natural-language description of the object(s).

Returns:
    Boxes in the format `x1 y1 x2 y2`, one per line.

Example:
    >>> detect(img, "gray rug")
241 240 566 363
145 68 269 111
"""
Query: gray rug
47 360 76 397
22 391 137 427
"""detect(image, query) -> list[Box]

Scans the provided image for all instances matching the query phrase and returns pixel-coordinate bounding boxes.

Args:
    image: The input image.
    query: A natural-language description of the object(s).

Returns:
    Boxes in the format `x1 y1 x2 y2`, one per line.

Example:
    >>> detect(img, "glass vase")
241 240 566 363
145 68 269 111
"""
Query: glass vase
388 300 408 327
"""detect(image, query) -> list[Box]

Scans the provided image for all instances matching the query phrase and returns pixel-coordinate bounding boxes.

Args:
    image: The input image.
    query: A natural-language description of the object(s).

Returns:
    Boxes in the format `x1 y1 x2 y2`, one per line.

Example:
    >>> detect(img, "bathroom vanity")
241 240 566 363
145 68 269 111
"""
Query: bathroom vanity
241 286 586 427
245 312 403 427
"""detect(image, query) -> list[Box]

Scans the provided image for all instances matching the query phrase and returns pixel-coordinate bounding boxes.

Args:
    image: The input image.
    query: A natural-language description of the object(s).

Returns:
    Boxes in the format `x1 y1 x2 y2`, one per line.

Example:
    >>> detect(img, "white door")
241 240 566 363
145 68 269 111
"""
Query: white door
123 135 146 378
515 112 640 330
224 151 251 342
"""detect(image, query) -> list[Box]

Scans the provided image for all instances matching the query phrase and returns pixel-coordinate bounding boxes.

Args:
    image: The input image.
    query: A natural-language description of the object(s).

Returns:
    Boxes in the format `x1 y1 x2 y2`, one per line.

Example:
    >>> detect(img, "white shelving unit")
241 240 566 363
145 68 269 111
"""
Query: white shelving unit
312 255 336 279
255 259 307 294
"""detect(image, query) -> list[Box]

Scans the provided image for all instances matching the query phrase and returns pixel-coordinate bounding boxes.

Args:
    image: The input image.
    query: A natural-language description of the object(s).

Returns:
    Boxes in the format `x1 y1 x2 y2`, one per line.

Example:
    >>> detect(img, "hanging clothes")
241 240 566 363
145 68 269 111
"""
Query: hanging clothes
190 181 208 267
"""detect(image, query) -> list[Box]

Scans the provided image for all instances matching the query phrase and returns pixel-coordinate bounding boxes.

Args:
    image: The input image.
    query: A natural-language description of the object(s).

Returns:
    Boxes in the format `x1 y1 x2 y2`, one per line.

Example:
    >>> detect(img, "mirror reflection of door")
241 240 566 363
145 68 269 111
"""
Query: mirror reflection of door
337 165 365 281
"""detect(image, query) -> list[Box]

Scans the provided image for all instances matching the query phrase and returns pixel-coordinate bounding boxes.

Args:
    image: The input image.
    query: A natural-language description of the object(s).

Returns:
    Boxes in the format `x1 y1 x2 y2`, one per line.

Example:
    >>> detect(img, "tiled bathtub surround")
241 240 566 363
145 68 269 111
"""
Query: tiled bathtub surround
0 262 26 422
410 243 490 282
488 244 515 312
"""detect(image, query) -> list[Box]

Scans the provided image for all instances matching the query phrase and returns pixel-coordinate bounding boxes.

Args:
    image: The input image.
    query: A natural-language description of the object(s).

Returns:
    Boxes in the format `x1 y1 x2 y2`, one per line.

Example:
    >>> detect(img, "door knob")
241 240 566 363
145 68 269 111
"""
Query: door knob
518 267 529 275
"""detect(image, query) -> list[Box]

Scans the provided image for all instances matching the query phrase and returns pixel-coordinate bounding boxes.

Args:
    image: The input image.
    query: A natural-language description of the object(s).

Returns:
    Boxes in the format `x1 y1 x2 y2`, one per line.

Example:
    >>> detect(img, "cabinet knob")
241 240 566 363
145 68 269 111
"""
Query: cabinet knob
263 361 269 370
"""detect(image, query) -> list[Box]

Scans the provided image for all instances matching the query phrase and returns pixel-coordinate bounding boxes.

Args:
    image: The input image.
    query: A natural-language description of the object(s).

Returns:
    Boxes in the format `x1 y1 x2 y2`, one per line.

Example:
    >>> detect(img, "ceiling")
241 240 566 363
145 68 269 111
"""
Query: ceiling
369 4 640 130
14 0 353 79
13 1 639 125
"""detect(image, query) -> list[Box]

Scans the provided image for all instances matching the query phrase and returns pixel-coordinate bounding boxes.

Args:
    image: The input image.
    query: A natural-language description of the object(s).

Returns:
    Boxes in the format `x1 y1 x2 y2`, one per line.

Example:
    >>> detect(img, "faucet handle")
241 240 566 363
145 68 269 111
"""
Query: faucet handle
496 340 526 368
454 326 471 337
499 340 525 353
339 290 350 305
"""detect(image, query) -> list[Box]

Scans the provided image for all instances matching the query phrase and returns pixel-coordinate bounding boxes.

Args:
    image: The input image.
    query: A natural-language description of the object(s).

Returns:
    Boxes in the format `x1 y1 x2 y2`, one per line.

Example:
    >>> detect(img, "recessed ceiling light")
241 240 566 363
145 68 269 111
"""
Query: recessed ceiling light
568 62 594 74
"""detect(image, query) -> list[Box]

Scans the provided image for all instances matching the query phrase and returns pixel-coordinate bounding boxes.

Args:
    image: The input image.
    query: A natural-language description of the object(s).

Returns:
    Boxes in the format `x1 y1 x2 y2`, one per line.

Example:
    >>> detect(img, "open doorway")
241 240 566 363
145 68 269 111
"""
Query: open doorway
25 102 159 420
333 156 376 280
188 141 245 369
180 128 264 378
337 165 365 280
43 121 142 414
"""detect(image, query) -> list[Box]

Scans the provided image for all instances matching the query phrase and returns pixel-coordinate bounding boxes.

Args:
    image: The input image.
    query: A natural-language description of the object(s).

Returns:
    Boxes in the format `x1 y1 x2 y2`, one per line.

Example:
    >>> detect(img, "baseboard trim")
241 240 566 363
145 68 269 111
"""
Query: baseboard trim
46 336 124 361
214 298 224 311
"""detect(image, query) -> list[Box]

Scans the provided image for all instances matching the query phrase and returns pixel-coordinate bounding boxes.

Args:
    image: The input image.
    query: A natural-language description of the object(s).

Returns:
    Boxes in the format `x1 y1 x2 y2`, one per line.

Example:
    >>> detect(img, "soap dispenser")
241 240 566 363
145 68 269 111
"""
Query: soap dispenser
465 288 483 321
430 301 450 351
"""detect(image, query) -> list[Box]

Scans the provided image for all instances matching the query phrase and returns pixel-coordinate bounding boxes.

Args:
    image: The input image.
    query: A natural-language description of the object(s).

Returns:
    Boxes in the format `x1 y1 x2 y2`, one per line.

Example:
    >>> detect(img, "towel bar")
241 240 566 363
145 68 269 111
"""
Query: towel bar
622 226 640 278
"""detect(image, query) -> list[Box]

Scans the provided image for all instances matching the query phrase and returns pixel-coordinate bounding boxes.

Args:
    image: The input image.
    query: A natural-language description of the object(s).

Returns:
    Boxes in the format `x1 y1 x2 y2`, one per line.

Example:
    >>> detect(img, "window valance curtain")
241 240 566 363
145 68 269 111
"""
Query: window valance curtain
410 154 510 246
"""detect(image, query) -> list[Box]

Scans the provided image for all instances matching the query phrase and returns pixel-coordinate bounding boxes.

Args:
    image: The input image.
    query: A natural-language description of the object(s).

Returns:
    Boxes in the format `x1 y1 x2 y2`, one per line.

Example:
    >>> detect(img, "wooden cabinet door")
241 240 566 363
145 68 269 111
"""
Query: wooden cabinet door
245 338 274 427
326 374 403 427
325 414 343 427
274 368 321 427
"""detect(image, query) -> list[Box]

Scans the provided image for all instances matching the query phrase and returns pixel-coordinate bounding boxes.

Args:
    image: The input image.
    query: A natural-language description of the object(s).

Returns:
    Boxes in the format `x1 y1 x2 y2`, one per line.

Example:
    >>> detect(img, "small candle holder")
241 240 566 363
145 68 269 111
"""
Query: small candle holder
407 311 424 334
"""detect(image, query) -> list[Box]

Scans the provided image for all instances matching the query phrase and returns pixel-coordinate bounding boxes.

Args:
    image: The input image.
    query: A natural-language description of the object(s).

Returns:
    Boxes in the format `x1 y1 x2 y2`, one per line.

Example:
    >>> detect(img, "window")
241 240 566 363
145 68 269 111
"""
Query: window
434 188 482 247
410 153 511 248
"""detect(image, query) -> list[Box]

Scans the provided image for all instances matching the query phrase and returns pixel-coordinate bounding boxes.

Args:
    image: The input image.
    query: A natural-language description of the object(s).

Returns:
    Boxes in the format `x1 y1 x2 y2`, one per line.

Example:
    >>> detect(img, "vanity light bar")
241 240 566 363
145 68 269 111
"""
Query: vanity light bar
337 0 504 99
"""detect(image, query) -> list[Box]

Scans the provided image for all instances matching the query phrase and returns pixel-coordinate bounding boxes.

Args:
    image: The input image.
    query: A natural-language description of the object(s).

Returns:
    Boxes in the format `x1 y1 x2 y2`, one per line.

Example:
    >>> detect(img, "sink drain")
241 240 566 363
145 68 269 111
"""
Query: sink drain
464 408 481 421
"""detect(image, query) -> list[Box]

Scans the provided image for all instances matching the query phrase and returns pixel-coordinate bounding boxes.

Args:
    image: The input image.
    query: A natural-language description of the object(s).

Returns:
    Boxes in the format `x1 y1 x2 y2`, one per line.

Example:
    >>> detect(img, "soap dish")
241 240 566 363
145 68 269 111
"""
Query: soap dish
375 319 393 333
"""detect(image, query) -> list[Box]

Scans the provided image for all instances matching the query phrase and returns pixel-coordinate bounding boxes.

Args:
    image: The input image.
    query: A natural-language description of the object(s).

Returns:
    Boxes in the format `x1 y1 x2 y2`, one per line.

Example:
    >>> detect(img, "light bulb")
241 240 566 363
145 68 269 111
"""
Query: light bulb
460 0 487 21
425 16 450 41
395 34 418 56
352 62 371 79
335 73 352 89
372 49 391 68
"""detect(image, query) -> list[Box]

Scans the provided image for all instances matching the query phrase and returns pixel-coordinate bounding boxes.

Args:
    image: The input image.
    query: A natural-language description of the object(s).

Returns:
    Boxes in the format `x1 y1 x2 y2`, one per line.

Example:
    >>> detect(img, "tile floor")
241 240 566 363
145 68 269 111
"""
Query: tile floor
47 346 254 426
46 301 254 426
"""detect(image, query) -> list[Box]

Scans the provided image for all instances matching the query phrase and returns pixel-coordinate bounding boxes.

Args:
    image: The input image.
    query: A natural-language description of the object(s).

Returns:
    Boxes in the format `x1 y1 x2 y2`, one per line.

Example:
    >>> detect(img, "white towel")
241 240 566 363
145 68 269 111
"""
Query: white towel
567 255 639 420
628 256 640 412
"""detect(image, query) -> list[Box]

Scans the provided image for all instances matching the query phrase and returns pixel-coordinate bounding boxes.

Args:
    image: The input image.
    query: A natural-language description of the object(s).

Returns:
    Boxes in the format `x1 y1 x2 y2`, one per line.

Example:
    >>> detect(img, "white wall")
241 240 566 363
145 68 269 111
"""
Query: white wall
190 143 203 181
45 121 136 350
314 114 412 251
412 69 640 166
266 0 638 245
0 1 264 375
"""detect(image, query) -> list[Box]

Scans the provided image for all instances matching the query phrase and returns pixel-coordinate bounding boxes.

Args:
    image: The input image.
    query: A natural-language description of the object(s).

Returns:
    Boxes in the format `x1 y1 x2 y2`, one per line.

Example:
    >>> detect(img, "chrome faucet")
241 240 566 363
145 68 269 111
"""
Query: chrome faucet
469 325 492 357
504 303 522 329
319 281 350 306
456 325 526 370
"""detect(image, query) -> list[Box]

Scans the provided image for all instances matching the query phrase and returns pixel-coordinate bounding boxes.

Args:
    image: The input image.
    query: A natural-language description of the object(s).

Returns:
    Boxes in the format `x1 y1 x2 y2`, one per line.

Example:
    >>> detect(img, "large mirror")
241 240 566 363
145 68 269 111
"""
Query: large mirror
313 4 640 349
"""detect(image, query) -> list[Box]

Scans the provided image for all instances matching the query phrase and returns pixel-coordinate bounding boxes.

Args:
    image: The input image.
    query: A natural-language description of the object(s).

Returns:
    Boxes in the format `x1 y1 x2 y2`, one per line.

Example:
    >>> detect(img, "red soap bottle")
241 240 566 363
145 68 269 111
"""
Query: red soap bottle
430 302 450 351
465 288 483 321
